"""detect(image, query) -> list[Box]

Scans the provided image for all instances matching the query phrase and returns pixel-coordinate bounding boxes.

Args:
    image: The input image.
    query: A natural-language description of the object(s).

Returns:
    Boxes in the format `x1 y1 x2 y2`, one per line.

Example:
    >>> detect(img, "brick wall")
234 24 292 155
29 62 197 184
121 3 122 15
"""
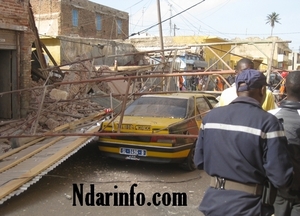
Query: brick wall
1 0 30 27
0 0 35 117
30 0 60 14
31 0 129 39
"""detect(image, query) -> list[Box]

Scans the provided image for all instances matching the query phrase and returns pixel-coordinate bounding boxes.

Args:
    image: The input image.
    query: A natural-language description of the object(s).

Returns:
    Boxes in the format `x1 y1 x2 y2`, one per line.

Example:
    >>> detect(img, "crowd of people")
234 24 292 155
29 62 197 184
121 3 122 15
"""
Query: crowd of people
194 58 300 216
178 62 289 108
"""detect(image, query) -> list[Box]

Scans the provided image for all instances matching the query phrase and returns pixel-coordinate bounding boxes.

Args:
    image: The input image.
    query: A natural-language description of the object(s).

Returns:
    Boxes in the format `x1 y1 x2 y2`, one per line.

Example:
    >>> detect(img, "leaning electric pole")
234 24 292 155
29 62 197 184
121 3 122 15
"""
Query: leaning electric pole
169 3 172 36
157 0 164 57
156 0 165 90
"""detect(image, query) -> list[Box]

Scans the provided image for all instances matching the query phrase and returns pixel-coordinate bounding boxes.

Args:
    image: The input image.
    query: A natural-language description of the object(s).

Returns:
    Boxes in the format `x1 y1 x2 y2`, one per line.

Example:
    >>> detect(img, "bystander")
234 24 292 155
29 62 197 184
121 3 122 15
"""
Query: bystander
194 69 294 216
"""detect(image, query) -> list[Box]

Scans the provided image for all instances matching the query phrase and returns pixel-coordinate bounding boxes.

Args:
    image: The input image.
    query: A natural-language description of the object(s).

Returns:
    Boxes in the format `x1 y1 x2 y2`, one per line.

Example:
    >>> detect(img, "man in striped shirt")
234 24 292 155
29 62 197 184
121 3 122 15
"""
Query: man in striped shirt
194 69 294 216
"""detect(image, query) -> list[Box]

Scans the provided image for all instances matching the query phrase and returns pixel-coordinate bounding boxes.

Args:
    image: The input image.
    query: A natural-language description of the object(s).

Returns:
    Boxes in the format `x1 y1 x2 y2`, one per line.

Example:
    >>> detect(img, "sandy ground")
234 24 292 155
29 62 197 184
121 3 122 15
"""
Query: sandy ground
0 141 207 216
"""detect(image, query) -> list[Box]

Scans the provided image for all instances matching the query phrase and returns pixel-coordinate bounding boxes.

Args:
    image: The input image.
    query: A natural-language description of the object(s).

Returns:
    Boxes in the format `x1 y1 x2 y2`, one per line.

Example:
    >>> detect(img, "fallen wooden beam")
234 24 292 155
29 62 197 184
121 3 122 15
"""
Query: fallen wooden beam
108 65 153 72
0 126 99 200
0 111 106 161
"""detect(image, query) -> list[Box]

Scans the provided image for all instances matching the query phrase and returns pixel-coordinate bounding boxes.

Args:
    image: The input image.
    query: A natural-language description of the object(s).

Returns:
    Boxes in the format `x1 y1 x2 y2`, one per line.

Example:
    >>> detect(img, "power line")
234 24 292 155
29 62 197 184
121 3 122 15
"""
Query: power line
167 0 232 39
124 0 145 11
129 0 153 33
128 0 206 37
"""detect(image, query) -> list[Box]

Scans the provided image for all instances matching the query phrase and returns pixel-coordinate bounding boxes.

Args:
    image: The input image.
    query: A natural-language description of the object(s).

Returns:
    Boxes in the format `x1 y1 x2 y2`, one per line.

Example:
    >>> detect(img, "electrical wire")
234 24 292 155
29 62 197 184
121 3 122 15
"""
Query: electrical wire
128 0 206 37
129 0 153 33
167 0 232 39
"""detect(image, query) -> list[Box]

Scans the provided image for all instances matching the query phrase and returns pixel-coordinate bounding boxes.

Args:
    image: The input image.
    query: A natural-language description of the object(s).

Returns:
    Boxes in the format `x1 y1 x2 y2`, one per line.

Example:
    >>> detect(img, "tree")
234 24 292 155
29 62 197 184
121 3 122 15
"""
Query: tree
266 12 281 36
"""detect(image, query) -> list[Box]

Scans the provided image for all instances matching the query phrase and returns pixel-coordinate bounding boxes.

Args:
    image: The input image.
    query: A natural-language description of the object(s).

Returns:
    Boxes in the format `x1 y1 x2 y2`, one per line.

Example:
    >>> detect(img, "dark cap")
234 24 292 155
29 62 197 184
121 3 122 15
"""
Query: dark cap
236 69 268 92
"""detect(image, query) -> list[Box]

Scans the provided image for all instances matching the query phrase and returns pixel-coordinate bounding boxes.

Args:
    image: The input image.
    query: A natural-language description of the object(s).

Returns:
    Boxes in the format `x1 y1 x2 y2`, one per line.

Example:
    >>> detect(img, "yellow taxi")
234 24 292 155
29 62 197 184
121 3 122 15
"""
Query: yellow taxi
98 93 218 170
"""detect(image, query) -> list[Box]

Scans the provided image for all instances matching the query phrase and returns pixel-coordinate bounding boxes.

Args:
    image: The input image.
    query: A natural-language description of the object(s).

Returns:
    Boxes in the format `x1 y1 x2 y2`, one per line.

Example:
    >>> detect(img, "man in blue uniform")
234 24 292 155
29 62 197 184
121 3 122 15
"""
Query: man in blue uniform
194 69 294 216
269 71 300 216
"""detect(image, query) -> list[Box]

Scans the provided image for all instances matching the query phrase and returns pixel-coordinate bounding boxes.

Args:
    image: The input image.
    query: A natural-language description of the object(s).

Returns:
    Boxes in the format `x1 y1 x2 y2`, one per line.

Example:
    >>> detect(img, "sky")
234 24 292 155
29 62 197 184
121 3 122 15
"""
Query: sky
91 0 300 52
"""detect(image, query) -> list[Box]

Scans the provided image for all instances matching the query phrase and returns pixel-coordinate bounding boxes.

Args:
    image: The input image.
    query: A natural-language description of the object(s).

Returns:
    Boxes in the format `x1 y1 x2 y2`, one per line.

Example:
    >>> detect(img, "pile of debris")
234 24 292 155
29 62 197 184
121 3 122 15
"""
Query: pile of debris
0 59 118 153
30 61 115 131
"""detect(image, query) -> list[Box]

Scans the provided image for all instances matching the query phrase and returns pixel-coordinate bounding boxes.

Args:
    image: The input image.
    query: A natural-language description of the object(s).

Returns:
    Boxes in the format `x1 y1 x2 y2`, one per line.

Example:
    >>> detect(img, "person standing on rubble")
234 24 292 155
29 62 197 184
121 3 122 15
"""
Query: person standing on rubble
269 71 300 216
194 69 294 216
218 58 276 111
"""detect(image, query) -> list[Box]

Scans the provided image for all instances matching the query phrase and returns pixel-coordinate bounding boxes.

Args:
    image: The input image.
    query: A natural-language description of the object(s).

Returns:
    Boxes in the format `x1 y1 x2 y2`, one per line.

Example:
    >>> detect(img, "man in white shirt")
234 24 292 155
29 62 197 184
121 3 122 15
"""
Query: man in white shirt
218 58 277 111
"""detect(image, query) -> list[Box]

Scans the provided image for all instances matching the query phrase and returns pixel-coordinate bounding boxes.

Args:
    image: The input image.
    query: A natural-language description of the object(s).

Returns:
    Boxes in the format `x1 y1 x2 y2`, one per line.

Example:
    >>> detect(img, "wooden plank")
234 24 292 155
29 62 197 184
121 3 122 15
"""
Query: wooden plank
108 65 153 72
0 127 98 200
0 137 65 173
28 3 47 78
51 111 105 133
0 137 45 161
0 112 105 161
0 119 22 126
40 42 64 76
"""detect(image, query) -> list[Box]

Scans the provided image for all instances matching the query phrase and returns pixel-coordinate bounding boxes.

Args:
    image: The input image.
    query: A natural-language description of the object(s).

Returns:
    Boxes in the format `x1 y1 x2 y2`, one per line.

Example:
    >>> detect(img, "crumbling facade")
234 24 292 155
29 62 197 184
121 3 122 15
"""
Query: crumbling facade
128 36 233 70
231 37 291 70
30 0 131 66
0 0 35 119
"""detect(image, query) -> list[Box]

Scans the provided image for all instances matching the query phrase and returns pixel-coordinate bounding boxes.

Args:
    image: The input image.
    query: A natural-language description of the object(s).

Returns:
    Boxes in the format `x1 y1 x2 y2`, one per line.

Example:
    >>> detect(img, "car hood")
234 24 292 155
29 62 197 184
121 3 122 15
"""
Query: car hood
102 116 184 132
114 116 182 125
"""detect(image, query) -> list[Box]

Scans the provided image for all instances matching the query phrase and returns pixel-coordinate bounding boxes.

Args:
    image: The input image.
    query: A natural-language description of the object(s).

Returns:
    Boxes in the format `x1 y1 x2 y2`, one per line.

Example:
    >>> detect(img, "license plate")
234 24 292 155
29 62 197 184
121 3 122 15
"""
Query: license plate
120 147 147 156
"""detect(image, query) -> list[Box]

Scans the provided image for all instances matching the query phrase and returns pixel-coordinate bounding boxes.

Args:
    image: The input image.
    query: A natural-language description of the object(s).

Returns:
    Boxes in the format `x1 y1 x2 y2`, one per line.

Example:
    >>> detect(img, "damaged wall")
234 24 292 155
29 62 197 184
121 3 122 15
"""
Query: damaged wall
30 0 129 39
58 36 139 66
0 0 35 119
128 36 233 70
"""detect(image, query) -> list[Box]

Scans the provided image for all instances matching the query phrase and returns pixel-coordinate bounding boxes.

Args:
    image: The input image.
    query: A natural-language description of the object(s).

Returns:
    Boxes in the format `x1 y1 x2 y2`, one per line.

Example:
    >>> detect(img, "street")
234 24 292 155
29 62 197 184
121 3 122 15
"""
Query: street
0 141 209 216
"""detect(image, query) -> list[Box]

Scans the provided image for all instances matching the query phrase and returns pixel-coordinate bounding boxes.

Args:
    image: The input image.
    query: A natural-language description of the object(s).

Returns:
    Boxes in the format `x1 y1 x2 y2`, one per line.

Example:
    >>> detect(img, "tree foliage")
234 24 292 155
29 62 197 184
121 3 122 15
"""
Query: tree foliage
266 12 281 36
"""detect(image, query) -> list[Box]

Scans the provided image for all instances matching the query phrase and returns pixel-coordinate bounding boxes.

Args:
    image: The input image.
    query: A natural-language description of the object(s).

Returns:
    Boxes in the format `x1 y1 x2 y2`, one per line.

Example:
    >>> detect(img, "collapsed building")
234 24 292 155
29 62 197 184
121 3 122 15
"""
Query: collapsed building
0 1 290 155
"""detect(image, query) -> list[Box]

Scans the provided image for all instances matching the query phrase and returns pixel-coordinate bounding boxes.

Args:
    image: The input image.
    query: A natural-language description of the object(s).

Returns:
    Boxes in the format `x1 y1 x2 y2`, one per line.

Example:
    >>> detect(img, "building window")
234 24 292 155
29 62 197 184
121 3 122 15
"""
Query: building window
96 14 102 31
117 19 122 34
72 9 78 27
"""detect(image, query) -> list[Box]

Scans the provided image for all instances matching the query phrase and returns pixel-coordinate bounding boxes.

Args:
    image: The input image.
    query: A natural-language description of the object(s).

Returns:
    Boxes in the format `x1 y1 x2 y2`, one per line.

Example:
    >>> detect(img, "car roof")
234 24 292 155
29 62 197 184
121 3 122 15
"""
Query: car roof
140 92 215 99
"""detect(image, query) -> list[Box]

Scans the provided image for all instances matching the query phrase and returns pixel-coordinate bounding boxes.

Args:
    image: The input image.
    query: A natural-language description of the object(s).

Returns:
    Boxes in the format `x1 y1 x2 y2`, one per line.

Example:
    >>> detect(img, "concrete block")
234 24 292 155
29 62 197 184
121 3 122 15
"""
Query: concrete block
49 89 69 101
45 118 60 130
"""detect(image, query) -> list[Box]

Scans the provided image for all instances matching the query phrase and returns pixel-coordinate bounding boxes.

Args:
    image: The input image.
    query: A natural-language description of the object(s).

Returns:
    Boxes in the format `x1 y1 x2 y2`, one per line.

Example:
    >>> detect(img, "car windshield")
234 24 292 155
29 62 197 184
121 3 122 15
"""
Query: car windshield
207 96 218 108
124 97 188 118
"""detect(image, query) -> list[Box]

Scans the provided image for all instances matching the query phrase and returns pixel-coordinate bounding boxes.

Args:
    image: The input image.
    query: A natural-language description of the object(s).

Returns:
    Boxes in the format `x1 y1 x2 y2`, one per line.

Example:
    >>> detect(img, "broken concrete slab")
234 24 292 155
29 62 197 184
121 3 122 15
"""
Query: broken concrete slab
49 89 69 101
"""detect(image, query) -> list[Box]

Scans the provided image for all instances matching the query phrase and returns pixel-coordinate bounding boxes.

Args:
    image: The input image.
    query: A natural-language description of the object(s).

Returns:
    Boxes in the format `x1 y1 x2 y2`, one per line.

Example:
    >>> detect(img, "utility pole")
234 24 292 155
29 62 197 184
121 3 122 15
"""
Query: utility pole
266 39 276 84
157 0 165 90
169 4 172 36
173 24 179 36
157 0 164 59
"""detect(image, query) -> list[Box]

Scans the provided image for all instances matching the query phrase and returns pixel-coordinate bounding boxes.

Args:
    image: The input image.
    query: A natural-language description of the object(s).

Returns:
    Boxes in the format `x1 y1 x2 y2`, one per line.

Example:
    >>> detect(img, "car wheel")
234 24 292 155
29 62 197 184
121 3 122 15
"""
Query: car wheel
180 145 196 171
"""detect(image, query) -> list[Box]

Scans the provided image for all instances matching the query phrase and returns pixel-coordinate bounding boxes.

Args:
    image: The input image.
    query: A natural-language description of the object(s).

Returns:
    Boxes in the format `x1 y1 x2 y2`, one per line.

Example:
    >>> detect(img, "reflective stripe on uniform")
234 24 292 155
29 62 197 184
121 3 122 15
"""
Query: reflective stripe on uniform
203 123 285 139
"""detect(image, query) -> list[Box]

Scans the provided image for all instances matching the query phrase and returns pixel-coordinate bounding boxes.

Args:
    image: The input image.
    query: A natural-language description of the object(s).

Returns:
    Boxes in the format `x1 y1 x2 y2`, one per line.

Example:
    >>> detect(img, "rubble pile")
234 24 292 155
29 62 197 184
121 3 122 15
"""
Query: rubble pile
95 65 112 94
0 52 140 154
0 60 116 151
34 61 114 130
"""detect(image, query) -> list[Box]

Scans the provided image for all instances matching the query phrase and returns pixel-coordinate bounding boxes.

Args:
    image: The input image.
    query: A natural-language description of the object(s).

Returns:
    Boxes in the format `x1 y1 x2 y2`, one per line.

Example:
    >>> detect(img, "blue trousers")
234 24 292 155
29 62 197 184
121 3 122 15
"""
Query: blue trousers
274 194 300 216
